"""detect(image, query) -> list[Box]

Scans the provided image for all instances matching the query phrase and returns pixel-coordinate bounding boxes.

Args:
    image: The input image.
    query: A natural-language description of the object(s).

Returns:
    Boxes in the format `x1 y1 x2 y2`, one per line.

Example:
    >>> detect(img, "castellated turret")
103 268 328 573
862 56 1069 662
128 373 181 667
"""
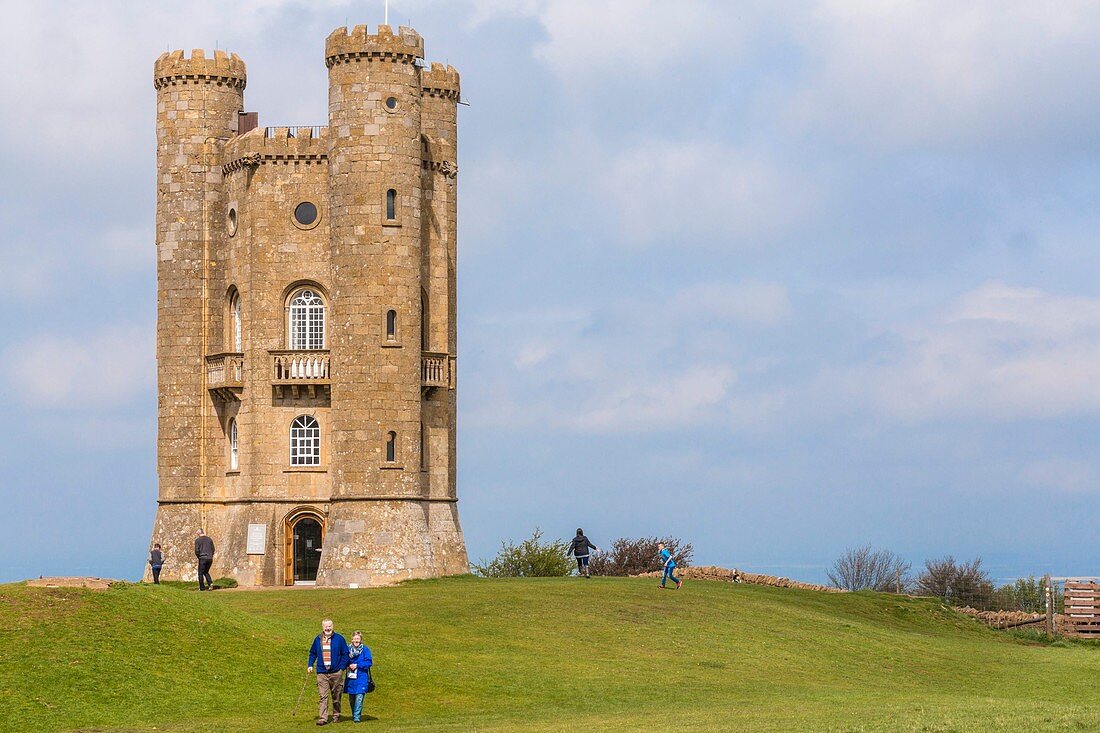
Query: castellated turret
146 27 467 587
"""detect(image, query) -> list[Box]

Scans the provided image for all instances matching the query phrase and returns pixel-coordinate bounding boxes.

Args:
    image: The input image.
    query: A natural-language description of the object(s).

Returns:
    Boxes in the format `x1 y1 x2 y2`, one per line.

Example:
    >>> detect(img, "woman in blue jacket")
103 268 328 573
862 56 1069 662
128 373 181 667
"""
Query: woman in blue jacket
345 631 373 723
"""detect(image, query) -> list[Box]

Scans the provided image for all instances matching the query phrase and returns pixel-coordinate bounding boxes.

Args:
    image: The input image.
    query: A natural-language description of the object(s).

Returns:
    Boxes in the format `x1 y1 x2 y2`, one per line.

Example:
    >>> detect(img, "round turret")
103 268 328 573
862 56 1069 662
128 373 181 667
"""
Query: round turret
154 49 246 90
421 62 460 102
325 24 424 66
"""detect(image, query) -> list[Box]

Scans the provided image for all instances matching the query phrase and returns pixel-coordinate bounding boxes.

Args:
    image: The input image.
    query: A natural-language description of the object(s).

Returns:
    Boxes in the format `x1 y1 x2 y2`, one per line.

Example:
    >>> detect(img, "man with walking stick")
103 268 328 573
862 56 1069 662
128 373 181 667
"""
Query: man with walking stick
308 618 349 726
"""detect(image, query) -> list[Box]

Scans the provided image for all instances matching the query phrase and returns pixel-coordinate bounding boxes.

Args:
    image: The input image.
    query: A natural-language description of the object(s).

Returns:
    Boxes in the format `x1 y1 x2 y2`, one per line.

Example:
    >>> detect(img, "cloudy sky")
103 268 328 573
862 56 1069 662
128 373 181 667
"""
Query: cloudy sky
3 0 1100 584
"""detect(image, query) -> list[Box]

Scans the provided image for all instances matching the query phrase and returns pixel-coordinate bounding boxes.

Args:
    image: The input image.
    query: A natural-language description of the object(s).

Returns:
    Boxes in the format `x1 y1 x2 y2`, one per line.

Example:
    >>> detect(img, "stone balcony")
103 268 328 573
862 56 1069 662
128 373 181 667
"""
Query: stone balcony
271 350 331 398
206 352 244 401
421 352 455 390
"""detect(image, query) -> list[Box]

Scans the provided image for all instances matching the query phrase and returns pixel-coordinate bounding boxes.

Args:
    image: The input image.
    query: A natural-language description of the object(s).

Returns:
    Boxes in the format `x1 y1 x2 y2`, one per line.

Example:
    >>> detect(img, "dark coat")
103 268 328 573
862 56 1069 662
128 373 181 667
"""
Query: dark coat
194 535 215 560
570 535 597 558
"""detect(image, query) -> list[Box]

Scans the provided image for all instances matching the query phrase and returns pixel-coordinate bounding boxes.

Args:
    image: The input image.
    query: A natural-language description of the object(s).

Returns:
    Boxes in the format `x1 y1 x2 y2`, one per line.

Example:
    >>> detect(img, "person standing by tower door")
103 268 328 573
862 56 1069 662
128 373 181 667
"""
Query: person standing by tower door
194 529 215 591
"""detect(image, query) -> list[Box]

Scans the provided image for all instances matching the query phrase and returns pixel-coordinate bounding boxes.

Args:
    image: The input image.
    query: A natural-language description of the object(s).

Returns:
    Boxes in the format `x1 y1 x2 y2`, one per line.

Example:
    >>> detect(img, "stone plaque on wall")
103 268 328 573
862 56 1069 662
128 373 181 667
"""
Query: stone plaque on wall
246 523 267 555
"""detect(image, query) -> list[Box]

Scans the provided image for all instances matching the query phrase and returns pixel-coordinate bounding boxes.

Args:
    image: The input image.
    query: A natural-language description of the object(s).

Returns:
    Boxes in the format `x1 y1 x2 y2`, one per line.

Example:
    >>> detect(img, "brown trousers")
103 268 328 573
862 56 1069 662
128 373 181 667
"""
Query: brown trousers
317 671 344 722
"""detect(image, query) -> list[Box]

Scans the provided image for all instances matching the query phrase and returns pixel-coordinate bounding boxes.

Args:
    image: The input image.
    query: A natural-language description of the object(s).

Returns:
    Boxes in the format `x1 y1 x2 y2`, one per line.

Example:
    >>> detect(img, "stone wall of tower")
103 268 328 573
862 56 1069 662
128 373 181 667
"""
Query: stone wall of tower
148 50 245 581
421 64 467 573
319 25 434 586
146 26 468 587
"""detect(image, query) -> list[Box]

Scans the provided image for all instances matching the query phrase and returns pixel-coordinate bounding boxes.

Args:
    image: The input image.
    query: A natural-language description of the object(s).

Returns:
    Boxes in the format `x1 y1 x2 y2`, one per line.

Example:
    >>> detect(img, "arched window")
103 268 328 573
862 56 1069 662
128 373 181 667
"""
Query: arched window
386 310 397 341
385 431 397 462
386 189 397 220
290 415 321 466
229 419 239 470
233 295 242 352
289 288 325 350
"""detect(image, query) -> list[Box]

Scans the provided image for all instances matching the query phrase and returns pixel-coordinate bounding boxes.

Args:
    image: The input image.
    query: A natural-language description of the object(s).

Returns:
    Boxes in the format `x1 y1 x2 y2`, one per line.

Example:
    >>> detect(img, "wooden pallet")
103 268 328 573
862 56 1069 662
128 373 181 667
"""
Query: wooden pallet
1064 581 1100 635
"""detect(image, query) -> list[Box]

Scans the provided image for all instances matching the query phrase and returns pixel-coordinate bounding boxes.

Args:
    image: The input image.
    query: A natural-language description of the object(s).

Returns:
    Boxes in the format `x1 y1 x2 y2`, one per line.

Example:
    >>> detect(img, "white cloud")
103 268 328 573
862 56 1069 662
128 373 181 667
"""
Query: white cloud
465 280 790 433
567 365 735 433
789 1 1100 149
5 324 154 408
1021 458 1099 494
531 0 750 82
670 281 792 327
594 139 818 247
835 283 1100 421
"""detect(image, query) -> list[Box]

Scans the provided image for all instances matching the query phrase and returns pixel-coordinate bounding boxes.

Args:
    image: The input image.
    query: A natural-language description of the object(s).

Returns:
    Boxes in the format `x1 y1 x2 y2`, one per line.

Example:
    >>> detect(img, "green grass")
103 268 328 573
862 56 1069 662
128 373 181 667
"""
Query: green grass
3 576 1100 732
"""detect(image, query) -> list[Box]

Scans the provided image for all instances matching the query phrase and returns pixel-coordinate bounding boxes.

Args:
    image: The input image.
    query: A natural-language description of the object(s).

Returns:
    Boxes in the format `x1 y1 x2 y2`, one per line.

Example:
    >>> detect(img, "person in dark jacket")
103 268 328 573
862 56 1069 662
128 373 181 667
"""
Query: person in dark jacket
345 630 373 723
308 618 350 726
148 543 164 585
569 528 600 578
194 529 215 591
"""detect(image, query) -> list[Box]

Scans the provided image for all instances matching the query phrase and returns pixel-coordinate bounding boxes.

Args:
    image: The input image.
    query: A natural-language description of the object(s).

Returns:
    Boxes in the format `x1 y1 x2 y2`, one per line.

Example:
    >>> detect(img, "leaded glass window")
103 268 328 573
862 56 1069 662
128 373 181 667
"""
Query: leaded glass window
289 289 325 350
290 415 320 466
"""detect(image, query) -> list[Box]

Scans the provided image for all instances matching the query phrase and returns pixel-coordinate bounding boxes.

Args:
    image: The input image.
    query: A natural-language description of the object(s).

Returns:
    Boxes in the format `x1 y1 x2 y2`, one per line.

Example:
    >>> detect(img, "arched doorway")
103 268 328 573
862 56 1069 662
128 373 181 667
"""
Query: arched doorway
285 511 325 585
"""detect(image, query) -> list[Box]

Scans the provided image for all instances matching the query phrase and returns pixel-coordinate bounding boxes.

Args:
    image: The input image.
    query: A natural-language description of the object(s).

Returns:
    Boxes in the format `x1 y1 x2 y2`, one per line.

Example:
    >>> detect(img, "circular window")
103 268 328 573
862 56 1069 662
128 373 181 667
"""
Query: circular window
293 201 319 230
385 96 398 111
227 206 238 236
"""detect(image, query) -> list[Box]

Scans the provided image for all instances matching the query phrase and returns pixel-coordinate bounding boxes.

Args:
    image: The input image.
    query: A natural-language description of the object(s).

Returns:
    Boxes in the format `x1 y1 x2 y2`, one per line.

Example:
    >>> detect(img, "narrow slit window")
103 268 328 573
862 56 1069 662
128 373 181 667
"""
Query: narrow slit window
420 422 428 470
386 310 397 341
233 296 242 352
421 288 429 350
229 419 239 470
386 431 397 462
386 189 396 220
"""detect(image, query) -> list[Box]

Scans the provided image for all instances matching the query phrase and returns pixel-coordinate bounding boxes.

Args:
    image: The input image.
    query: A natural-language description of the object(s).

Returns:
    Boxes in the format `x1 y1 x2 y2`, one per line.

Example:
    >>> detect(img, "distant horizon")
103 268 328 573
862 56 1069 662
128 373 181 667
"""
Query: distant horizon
4 1 1100 588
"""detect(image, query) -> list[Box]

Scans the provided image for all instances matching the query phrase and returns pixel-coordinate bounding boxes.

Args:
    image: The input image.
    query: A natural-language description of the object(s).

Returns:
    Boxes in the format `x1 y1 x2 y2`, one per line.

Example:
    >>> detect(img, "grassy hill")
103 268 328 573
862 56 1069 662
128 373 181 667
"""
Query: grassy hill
2 576 1099 732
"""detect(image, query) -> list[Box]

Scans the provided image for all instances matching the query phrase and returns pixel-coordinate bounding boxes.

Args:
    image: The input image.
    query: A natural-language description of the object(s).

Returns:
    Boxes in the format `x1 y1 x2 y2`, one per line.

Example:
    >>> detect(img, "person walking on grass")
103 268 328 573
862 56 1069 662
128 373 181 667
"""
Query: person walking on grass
194 529 215 591
308 618 349 726
345 630 373 723
569 528 600 578
658 542 682 590
148 543 164 585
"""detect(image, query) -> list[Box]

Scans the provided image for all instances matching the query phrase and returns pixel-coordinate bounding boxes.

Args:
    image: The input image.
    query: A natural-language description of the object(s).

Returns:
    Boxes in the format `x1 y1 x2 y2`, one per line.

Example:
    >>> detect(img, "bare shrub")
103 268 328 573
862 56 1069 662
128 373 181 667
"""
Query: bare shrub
827 544 912 592
915 556 994 608
588 537 693 576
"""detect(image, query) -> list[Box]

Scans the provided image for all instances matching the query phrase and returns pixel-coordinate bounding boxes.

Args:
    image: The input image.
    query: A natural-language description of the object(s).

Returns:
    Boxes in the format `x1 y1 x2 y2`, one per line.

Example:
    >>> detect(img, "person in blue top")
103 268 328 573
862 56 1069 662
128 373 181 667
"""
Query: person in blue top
345 630 373 723
308 619 350 726
658 542 683 590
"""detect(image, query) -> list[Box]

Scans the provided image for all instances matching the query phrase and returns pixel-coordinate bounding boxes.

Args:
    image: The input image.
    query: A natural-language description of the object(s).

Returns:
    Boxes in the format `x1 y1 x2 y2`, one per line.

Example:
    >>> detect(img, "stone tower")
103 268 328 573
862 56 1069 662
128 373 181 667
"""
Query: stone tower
147 25 468 587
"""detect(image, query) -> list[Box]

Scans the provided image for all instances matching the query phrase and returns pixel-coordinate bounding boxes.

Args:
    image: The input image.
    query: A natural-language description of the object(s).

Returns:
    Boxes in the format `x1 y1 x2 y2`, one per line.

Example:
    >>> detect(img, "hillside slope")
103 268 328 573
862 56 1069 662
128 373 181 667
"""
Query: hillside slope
2 576 1099 732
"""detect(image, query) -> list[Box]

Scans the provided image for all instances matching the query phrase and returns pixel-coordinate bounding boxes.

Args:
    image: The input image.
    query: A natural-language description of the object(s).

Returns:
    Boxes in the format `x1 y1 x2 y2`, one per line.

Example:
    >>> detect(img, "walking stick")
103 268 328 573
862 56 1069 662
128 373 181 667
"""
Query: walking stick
293 669 312 717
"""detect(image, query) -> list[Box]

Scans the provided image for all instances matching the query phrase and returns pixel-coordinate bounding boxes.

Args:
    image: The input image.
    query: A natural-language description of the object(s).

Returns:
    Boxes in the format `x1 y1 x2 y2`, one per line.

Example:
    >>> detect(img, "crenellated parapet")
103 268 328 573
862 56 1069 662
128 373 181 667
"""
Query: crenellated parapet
421 62 460 101
154 49 246 90
421 135 458 178
325 24 424 67
222 126 329 174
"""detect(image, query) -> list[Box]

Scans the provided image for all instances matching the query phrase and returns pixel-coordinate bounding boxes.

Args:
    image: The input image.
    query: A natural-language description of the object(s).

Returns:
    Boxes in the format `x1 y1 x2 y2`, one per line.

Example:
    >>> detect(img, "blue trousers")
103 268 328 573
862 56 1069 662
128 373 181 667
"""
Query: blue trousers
662 565 679 586
349 692 364 721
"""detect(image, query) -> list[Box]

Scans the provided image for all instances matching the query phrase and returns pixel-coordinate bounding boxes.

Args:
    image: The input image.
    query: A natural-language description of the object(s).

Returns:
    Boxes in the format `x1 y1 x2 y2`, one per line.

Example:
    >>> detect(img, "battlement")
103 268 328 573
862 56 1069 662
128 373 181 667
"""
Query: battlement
325 24 424 67
422 62 460 101
222 126 329 174
154 49 246 90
